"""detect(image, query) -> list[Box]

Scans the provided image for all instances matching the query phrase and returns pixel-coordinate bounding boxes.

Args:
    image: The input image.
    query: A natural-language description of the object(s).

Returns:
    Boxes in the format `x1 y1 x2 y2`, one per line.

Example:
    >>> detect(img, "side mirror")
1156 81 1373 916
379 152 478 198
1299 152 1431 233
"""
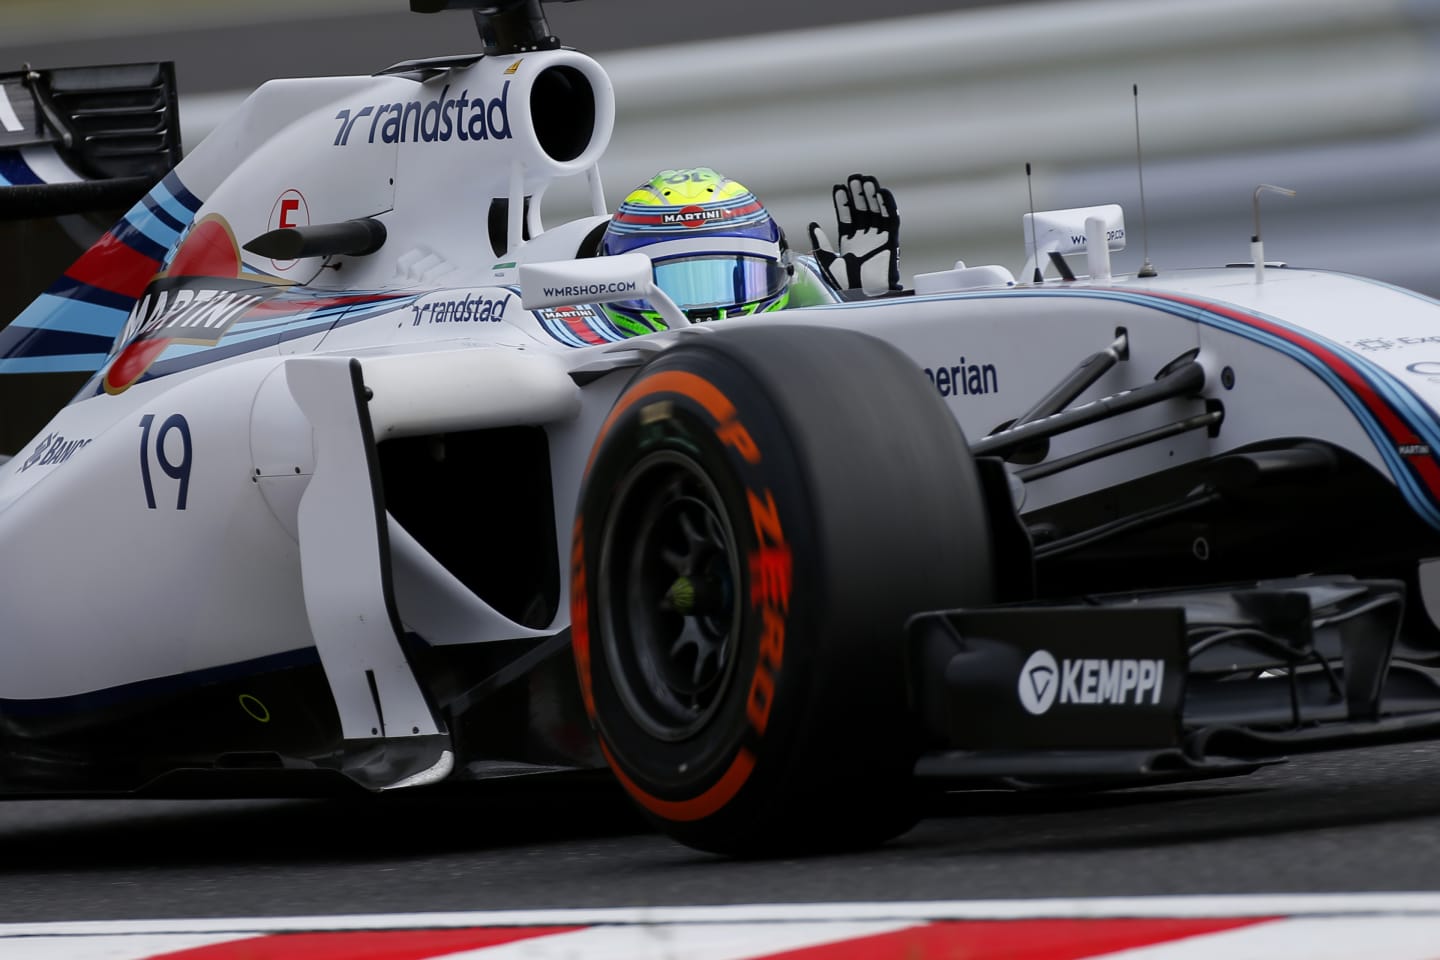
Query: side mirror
519 253 690 329
1021 204 1125 282
243 218 387 259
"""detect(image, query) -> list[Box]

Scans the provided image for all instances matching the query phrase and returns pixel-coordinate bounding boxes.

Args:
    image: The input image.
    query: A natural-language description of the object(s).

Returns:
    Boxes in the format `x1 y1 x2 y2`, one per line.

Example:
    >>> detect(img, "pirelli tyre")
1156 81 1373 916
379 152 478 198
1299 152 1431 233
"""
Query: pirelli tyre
572 324 995 855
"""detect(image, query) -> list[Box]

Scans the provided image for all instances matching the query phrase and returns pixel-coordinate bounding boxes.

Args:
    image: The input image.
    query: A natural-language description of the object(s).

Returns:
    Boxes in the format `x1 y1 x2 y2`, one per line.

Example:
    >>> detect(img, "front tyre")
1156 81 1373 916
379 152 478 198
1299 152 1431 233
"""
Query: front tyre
573 325 994 855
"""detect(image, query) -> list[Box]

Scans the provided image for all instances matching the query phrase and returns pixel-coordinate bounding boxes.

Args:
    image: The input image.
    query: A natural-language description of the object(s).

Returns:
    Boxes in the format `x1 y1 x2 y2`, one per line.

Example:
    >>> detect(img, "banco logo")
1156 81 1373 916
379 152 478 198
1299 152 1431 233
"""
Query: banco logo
1018 649 1059 715
19 432 91 473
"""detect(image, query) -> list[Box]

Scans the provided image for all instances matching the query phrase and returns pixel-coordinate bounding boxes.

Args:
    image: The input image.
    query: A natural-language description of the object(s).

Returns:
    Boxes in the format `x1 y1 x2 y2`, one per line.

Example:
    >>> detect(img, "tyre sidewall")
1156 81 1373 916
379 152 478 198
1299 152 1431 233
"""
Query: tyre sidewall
574 346 822 848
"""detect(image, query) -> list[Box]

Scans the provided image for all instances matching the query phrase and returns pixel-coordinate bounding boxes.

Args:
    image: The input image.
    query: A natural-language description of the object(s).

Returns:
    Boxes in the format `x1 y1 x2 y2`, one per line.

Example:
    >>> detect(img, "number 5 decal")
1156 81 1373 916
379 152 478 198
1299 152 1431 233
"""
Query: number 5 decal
139 413 193 510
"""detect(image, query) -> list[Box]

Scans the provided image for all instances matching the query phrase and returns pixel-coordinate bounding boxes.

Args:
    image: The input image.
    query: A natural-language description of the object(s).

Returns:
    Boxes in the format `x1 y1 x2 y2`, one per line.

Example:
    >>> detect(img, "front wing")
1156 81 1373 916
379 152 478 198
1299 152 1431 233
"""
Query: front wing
908 575 1440 784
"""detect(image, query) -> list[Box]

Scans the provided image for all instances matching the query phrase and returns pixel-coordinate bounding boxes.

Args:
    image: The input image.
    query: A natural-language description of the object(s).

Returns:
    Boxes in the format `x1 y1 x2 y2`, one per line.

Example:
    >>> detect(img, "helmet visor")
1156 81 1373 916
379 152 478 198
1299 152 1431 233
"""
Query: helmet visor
652 254 787 311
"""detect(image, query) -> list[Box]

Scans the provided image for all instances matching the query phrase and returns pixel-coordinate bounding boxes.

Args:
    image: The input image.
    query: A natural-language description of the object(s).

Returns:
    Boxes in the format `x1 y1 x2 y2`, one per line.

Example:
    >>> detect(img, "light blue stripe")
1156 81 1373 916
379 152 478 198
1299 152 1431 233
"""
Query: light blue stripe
156 319 330 359
1096 291 1440 526
154 343 218 359
8 293 127 338
227 315 319 335
0 354 110 373
147 180 200 229
1196 312 1440 529
596 320 631 342
116 301 414 372
221 325 307 346
1018 289 1440 527
223 305 383 341
540 315 588 347
945 287 1440 530
123 205 183 252
1346 352 1440 451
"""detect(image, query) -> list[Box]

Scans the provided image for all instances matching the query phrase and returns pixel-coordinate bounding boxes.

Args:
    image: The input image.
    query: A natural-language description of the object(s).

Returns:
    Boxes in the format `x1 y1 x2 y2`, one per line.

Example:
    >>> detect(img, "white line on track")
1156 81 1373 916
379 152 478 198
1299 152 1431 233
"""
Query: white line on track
434 921 922 960
0 933 243 960
1097 917 1440 960
7 893 1440 939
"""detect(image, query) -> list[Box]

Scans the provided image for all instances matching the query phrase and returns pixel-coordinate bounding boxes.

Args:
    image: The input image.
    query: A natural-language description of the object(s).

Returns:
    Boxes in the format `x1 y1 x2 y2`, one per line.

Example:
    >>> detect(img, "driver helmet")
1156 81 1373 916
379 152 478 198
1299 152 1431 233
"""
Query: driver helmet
599 167 790 334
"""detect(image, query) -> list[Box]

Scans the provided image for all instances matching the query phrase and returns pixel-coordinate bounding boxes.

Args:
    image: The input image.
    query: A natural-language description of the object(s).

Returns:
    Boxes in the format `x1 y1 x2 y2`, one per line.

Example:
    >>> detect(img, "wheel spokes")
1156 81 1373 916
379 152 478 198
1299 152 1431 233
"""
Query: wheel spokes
600 453 743 741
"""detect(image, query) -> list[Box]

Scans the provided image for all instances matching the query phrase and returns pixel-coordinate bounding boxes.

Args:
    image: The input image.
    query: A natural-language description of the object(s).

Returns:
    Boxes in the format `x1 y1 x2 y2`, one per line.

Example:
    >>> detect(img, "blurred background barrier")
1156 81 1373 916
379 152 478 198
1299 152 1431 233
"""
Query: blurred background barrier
56 0 1440 293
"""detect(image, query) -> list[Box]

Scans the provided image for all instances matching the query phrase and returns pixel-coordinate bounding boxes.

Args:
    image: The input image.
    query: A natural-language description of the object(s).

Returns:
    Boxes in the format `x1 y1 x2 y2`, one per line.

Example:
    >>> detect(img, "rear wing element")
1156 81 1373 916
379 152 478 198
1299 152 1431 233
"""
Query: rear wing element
0 62 182 220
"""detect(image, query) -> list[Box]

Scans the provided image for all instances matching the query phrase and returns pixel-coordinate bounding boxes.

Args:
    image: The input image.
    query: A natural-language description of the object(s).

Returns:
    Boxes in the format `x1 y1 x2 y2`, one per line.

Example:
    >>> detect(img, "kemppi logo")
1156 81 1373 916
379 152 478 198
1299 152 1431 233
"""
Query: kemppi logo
1018 649 1166 716
1018 650 1059 715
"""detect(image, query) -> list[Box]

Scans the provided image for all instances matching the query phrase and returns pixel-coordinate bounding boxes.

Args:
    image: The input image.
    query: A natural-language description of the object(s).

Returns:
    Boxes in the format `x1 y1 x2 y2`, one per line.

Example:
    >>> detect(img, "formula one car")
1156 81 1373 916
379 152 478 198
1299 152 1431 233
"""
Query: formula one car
4 0 1440 857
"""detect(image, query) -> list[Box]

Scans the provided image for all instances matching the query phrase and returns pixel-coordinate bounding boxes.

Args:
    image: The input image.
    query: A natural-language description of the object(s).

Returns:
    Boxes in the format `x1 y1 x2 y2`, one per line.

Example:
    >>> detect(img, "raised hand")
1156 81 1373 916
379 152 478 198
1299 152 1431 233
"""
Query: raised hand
807 174 901 295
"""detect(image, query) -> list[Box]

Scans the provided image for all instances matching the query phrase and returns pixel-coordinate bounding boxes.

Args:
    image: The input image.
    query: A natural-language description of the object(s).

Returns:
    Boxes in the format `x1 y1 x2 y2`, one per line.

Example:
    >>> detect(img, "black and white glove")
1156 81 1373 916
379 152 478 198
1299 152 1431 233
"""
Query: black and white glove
807 173 902 295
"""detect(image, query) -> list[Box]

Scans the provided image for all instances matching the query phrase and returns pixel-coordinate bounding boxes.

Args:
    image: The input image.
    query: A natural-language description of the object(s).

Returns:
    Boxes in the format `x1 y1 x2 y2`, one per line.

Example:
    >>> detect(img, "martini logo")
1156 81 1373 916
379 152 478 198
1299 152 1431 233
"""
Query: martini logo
105 215 286 395
539 305 601 322
538 303 610 345
661 206 728 228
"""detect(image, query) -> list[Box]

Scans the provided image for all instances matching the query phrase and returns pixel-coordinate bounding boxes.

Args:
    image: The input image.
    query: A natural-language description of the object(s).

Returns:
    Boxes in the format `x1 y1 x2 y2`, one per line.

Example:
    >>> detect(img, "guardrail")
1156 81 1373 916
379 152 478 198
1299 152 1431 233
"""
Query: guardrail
183 0 1440 293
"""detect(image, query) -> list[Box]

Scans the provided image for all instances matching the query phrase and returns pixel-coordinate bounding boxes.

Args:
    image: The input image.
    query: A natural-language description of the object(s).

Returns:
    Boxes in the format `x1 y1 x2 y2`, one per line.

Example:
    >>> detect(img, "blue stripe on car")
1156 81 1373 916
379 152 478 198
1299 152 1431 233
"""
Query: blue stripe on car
0 152 41 185
888 286 1440 531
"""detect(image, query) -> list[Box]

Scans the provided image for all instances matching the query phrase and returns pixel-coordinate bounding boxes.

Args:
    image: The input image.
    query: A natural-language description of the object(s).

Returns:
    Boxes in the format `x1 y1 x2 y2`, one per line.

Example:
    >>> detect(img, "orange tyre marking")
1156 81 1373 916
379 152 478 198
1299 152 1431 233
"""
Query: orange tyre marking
587 370 737 474
570 518 596 719
601 739 756 823
582 366 769 821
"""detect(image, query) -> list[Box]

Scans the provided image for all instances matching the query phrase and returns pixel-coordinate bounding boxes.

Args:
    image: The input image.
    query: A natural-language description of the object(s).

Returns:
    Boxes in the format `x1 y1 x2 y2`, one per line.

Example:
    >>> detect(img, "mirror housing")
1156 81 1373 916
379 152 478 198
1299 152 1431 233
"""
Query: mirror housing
519 253 690 329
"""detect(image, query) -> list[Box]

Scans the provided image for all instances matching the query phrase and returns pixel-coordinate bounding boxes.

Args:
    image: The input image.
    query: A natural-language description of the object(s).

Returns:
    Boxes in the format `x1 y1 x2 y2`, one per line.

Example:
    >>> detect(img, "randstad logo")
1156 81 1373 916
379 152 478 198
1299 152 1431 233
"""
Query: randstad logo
332 82 512 146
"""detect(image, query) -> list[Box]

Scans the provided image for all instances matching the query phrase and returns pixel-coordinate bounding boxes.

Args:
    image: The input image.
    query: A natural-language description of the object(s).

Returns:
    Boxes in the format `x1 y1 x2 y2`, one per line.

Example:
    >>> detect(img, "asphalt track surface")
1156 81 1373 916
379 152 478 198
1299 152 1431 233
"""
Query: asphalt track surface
2 741 1440 922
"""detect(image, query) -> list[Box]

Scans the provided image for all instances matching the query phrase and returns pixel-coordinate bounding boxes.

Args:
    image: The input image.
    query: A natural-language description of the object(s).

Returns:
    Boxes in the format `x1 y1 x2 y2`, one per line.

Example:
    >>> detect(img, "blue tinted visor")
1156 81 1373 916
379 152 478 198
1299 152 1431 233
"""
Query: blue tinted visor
652 254 786 311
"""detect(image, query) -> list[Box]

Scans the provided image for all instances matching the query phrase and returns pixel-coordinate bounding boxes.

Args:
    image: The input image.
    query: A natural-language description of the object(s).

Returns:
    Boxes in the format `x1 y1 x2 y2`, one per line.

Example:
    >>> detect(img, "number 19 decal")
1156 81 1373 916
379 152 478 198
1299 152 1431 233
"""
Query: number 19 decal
139 413 193 510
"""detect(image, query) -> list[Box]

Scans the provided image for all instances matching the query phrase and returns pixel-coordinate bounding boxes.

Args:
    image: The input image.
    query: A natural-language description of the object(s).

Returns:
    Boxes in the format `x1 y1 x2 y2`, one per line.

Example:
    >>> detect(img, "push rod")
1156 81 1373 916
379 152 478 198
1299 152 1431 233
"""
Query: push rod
973 359 1205 459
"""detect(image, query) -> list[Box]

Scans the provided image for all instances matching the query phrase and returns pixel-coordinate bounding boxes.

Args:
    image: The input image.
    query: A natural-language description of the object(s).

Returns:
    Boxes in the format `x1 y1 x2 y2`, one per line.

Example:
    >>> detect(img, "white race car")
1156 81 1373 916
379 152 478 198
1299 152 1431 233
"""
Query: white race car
1 0 1438 857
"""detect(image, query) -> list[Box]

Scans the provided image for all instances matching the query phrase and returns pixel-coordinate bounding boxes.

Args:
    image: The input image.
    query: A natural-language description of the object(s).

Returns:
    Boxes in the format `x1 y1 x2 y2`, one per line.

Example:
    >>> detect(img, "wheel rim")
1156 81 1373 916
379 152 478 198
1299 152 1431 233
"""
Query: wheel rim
597 450 743 743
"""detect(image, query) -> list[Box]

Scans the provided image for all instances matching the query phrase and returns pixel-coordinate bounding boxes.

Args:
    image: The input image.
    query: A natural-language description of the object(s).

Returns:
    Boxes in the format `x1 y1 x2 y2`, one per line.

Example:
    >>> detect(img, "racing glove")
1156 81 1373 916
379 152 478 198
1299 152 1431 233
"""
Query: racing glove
808 173 902 296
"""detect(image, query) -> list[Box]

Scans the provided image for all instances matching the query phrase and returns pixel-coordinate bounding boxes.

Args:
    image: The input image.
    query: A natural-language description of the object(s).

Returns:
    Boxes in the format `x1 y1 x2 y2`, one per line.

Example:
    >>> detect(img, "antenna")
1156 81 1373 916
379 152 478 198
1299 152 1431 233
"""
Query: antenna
1251 183 1296 283
1133 84 1156 278
1026 162 1042 283
410 0 573 53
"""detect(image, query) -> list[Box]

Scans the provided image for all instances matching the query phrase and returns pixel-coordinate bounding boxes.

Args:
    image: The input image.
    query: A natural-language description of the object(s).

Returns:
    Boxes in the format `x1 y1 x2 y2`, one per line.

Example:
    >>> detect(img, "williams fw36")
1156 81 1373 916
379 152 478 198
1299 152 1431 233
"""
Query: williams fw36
2 0 1440 856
